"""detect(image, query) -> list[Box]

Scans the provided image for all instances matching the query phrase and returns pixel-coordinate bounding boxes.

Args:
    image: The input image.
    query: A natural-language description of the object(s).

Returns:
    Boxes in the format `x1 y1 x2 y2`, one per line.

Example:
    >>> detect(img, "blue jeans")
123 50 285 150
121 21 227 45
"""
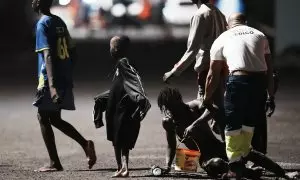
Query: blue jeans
224 74 267 133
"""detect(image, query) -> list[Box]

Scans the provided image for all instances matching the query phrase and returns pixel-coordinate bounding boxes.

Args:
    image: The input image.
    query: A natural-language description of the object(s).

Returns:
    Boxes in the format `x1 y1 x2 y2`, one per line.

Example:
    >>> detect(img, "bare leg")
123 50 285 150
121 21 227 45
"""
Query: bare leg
121 148 129 177
50 111 87 148
246 150 286 177
36 110 63 172
50 111 96 169
112 146 123 177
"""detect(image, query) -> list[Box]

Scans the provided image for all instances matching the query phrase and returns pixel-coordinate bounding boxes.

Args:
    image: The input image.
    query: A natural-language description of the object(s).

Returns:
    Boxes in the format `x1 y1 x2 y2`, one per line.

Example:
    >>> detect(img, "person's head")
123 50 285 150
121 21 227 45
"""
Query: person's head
202 158 229 177
110 35 130 60
190 0 209 5
157 87 184 112
227 12 247 29
32 0 53 13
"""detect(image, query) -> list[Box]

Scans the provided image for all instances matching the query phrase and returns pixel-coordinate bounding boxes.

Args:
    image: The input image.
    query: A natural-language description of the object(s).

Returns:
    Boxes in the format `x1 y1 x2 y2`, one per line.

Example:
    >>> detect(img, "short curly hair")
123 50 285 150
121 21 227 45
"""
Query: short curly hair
157 87 183 111
110 35 130 58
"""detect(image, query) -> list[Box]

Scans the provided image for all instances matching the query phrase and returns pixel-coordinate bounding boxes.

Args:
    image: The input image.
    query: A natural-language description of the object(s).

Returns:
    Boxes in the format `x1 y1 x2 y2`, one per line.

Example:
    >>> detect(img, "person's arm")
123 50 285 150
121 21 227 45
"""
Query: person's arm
43 49 60 103
263 37 274 98
163 15 207 82
265 55 274 98
263 37 276 117
162 118 176 172
183 103 219 138
194 105 218 126
35 20 60 103
203 60 225 104
203 34 226 104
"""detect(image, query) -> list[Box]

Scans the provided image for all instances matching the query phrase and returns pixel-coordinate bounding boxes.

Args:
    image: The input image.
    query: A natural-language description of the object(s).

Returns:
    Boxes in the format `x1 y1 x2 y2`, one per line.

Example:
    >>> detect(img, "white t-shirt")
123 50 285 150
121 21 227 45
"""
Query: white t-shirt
210 25 270 73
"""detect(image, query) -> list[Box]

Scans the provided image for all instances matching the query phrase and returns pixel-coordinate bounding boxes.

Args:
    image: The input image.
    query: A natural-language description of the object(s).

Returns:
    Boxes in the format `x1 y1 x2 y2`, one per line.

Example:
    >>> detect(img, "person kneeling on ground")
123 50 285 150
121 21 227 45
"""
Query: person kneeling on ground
157 87 297 179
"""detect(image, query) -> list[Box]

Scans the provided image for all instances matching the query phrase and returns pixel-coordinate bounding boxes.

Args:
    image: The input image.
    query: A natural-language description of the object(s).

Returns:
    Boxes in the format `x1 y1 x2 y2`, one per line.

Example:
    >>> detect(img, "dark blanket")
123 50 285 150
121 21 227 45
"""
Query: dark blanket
93 90 110 128
94 58 150 149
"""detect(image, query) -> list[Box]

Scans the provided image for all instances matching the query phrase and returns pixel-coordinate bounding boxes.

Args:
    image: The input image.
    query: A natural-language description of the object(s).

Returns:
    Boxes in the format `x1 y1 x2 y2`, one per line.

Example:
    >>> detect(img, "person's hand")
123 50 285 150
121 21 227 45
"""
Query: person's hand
183 124 194 138
202 96 213 108
94 120 104 129
52 94 62 105
163 71 174 84
163 166 171 174
50 87 62 105
266 96 275 117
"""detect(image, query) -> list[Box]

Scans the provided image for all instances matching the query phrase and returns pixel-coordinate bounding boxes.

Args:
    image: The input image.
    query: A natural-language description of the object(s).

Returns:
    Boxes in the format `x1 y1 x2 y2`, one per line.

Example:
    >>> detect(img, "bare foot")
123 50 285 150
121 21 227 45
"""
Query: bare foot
121 170 129 177
285 171 300 179
34 166 63 172
84 140 97 169
111 169 125 178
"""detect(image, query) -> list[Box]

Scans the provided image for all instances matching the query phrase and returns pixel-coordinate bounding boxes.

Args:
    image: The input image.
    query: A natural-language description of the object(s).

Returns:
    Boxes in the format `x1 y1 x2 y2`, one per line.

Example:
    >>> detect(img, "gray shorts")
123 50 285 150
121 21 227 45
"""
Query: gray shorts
33 88 75 111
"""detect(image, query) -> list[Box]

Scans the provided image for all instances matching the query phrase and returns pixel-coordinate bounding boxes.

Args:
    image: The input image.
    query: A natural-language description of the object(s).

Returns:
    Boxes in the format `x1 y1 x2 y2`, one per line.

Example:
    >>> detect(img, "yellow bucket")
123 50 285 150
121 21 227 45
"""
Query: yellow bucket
175 148 201 172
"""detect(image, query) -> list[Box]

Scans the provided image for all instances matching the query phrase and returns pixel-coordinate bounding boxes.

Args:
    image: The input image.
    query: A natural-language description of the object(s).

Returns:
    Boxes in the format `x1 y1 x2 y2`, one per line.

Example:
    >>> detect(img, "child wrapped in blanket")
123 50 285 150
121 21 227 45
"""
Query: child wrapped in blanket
93 35 151 177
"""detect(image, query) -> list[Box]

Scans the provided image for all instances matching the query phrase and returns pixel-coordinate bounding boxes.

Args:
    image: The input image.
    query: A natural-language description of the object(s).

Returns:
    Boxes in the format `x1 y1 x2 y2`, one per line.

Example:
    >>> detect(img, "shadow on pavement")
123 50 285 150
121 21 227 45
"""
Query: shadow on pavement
285 168 300 172
72 167 150 172
131 169 300 179
131 172 211 179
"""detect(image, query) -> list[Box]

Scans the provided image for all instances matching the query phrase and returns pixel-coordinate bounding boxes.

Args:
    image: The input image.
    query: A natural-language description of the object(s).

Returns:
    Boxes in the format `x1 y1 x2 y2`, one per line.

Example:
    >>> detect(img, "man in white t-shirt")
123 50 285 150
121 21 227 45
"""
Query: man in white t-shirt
203 13 275 179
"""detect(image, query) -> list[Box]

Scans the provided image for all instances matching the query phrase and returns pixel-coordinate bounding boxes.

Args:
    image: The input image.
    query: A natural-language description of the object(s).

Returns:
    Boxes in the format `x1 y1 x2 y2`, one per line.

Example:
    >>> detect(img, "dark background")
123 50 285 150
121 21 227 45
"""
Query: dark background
0 0 279 85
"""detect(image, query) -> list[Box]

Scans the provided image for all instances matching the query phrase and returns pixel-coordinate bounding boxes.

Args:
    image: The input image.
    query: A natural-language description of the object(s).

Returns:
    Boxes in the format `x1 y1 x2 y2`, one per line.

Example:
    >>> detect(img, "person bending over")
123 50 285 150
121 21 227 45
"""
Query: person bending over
158 87 296 179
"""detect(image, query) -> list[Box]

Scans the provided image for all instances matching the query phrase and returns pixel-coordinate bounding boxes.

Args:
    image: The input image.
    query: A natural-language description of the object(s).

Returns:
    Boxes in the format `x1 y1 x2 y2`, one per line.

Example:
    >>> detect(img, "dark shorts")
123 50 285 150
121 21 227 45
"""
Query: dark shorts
224 74 266 132
33 87 75 111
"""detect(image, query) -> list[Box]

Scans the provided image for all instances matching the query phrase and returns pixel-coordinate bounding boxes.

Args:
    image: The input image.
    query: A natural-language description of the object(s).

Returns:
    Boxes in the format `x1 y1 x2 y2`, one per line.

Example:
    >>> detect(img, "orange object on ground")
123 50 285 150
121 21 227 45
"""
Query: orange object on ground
175 148 201 172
